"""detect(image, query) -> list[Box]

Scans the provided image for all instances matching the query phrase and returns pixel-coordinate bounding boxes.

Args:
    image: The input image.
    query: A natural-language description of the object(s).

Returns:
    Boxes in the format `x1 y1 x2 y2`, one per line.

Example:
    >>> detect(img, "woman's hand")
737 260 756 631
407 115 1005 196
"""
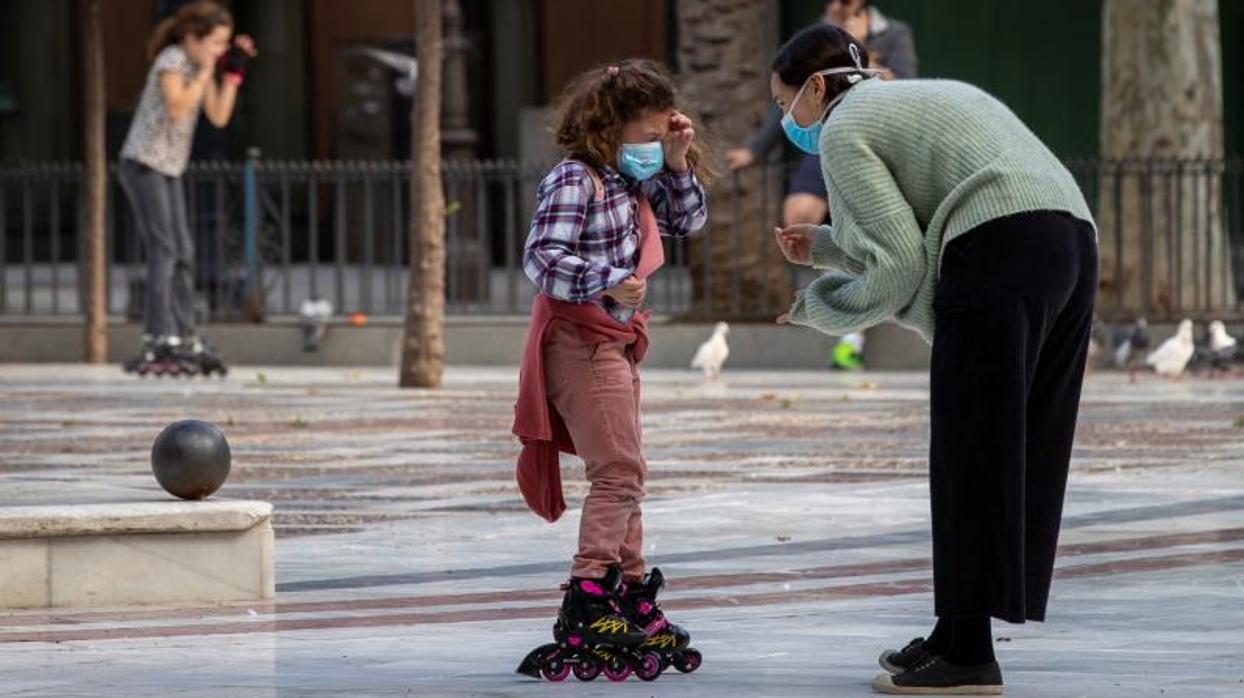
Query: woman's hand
663 112 695 173
604 276 647 308
774 224 816 266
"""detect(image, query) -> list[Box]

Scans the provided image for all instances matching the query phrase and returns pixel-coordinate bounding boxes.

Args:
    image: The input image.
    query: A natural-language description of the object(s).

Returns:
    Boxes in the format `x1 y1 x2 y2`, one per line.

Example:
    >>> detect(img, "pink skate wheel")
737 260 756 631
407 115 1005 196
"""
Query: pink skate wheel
635 652 663 681
540 655 570 682
674 648 702 673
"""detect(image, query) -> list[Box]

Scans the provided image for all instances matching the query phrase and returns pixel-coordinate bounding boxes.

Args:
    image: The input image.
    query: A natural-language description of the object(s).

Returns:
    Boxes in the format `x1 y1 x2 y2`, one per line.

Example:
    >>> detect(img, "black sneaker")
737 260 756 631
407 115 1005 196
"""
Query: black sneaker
872 656 1004 695
879 636 934 674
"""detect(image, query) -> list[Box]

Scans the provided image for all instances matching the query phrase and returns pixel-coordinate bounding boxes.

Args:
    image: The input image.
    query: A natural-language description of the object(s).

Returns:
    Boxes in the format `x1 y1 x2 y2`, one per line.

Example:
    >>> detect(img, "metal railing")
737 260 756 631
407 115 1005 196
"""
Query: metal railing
2 157 1243 323
1064 159 1244 321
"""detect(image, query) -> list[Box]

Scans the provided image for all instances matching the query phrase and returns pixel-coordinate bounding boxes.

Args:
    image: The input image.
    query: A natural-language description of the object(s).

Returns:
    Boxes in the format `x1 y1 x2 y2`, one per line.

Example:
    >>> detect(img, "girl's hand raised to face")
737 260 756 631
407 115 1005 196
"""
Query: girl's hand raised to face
663 112 695 173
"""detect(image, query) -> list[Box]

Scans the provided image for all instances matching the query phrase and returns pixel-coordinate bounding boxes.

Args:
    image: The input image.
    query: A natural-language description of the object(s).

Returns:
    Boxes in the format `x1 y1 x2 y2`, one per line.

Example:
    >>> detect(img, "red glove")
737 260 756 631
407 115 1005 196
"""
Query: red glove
217 46 250 86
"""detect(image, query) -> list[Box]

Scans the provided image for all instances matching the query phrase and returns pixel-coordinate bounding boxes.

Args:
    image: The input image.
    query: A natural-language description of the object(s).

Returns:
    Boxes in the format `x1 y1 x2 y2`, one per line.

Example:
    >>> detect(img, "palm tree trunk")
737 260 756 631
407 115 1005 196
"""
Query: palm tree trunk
1099 0 1230 318
399 0 446 388
675 0 791 319
82 0 107 362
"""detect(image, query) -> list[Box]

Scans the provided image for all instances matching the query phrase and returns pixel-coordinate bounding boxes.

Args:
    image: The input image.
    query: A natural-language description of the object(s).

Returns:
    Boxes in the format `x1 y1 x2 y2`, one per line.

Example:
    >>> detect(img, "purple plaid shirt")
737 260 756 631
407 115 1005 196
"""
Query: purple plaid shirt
523 160 707 319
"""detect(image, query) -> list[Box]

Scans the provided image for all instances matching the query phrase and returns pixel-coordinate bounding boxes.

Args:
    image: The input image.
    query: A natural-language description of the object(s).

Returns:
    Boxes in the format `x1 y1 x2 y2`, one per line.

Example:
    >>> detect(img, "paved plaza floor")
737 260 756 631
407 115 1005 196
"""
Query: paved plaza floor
1 364 1242 697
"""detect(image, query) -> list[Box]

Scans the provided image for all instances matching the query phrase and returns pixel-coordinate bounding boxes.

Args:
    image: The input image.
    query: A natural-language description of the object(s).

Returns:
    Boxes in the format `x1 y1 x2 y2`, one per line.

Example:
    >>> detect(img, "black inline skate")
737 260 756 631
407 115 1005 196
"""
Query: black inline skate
183 337 228 378
123 337 199 378
517 564 664 682
620 567 703 674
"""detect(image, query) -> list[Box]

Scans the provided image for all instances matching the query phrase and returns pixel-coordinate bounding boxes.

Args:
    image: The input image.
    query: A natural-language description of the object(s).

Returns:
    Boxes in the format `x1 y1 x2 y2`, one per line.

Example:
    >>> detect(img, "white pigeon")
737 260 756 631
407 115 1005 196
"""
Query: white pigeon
299 297 334 352
1209 320 1237 354
1145 319 1196 378
691 322 730 380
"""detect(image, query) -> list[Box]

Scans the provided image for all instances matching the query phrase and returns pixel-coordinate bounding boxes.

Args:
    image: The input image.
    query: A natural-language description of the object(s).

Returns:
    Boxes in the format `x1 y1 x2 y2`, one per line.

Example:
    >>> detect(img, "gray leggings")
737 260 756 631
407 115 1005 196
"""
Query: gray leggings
118 158 196 340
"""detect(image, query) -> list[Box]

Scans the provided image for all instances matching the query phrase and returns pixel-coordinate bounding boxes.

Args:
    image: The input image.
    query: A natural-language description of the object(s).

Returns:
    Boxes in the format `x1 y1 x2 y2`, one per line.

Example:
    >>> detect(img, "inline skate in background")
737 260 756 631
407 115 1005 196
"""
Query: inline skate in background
123 337 198 377
184 337 228 377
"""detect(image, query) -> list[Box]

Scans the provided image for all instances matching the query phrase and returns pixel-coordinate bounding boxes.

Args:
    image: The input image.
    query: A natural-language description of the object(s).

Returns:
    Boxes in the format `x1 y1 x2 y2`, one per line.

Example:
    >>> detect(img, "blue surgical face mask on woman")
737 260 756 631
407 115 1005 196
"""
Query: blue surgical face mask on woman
780 67 873 155
780 45 880 155
617 141 665 181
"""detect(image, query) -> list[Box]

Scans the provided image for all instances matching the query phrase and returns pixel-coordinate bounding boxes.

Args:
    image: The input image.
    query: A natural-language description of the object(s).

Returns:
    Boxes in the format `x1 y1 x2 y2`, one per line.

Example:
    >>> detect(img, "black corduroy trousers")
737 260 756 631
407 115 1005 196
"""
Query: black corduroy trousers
929 210 1098 624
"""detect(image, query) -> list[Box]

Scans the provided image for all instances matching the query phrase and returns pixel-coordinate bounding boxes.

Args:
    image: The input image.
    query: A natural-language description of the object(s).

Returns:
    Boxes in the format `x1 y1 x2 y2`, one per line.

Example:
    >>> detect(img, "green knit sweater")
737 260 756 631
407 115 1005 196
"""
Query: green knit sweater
787 78 1095 344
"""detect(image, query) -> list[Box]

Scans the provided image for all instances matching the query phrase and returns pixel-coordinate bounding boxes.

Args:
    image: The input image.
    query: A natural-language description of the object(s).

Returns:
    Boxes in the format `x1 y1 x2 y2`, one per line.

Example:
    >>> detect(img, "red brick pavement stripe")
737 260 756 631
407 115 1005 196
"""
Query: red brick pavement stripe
3 527 1242 630
1 547 1241 643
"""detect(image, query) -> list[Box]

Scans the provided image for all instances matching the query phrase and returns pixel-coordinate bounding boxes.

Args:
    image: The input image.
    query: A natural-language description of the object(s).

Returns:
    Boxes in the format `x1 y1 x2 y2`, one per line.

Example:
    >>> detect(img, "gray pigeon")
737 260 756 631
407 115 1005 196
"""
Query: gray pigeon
1113 318 1150 370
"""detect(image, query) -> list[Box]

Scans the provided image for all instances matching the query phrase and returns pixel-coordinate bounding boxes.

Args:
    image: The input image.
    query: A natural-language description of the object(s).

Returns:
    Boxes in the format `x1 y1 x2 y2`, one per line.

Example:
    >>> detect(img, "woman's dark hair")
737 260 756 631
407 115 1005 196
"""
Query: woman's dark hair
147 1 233 61
771 24 869 99
552 58 715 185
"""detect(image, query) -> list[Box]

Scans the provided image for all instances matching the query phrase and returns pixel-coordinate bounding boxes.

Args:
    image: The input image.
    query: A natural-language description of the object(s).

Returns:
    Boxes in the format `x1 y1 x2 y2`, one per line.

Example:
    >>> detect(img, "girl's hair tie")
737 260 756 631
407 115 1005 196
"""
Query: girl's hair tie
606 65 620 79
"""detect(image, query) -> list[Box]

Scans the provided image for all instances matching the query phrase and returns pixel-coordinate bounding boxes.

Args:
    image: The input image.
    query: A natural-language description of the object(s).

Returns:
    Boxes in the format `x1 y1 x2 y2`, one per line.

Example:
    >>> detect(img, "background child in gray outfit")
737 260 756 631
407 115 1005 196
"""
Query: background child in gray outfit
118 0 255 368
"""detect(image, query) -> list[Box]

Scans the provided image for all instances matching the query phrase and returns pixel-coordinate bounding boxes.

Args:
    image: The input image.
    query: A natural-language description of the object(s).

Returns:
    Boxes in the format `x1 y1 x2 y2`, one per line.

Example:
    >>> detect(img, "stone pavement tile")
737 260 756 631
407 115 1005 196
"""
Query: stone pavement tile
1 366 1242 695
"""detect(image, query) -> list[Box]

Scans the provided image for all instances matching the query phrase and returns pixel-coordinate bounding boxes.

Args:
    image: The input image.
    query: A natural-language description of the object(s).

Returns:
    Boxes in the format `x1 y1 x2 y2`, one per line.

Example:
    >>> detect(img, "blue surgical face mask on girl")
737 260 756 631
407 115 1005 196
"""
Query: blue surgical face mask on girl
617 141 665 181
780 47 881 155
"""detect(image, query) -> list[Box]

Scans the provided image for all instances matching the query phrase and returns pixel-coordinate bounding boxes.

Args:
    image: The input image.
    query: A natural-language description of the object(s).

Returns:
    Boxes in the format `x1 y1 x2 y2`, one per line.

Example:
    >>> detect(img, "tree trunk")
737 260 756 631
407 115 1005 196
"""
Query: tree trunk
82 0 108 362
1099 0 1230 318
399 0 446 388
675 0 791 319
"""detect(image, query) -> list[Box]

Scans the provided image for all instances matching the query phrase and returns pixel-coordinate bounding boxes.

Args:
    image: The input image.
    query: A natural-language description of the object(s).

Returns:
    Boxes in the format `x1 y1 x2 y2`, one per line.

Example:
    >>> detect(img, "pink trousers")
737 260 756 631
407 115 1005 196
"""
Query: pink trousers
544 322 647 581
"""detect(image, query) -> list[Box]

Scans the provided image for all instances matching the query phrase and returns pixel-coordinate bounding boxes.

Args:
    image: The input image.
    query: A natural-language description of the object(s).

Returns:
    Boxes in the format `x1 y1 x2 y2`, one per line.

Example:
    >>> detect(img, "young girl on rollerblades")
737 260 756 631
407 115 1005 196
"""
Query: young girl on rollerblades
119 1 256 377
513 59 710 682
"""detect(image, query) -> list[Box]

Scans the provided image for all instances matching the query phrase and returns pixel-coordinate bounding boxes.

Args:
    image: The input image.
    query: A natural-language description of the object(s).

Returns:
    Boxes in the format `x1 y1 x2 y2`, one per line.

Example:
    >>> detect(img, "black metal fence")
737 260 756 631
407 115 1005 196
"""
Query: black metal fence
1 157 1242 322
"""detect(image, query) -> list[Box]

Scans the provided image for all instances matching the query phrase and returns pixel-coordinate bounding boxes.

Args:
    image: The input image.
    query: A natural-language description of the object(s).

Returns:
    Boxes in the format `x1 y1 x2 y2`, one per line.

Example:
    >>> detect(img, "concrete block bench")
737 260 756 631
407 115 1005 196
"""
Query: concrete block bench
0 500 274 609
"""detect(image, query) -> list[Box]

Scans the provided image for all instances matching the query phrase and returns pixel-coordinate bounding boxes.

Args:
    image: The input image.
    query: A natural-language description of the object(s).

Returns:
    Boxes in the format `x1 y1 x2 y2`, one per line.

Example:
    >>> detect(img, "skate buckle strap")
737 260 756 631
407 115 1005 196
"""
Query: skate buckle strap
579 580 606 596
644 616 668 635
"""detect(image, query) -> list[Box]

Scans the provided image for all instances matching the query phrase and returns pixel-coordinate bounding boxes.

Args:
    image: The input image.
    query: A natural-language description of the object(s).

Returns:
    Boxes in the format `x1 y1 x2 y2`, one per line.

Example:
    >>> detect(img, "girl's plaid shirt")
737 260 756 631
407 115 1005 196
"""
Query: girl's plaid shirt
523 160 707 319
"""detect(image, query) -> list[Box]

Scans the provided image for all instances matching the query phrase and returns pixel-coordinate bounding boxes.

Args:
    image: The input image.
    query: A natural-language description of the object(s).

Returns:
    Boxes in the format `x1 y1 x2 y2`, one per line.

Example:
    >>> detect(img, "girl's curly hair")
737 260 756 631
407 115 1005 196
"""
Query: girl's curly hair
552 58 715 186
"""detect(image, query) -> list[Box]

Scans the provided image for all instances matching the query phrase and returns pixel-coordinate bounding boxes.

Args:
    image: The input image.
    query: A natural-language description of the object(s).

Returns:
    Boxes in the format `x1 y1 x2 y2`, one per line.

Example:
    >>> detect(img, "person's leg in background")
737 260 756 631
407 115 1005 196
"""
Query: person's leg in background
167 175 198 341
783 153 829 227
118 160 178 343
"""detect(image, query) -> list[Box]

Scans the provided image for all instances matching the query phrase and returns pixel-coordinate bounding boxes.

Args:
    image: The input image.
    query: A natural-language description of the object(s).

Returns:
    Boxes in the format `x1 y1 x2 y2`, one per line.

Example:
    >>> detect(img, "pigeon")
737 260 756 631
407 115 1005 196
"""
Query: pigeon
1145 319 1196 379
299 297 334 352
1209 320 1237 355
691 322 730 380
1088 315 1111 370
1203 320 1239 373
1113 317 1150 369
